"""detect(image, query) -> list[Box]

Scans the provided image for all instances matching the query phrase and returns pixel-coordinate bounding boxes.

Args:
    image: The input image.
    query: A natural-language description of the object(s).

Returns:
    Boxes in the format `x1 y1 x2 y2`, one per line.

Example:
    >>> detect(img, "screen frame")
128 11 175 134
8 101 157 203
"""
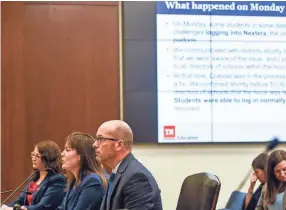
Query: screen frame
122 1 283 145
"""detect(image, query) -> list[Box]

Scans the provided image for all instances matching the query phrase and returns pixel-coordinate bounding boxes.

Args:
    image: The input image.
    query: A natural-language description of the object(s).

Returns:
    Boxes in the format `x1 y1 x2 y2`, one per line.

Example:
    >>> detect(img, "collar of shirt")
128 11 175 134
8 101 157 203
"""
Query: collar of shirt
112 160 122 175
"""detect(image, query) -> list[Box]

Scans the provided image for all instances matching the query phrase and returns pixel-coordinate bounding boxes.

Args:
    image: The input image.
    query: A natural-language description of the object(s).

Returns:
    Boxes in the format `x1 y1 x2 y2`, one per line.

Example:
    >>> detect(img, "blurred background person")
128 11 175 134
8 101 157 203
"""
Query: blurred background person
244 153 268 210
5 140 66 210
58 132 107 210
255 150 286 210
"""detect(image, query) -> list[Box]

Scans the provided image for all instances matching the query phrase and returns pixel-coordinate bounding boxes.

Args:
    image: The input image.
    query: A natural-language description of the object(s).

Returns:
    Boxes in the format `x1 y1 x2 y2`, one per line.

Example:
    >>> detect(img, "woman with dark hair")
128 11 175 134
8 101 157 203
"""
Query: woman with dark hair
6 140 66 210
255 150 286 210
58 132 106 210
244 153 269 210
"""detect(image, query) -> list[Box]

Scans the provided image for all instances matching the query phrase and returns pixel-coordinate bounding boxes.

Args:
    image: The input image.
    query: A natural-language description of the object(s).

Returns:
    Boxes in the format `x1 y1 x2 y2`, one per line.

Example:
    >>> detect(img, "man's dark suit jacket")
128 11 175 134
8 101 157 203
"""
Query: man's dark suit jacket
100 153 162 210
58 173 105 210
9 172 66 210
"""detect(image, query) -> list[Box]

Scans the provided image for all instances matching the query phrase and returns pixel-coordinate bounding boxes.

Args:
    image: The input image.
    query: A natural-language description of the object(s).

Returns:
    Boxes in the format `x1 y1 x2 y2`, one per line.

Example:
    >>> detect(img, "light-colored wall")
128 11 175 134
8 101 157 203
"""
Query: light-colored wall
132 143 285 210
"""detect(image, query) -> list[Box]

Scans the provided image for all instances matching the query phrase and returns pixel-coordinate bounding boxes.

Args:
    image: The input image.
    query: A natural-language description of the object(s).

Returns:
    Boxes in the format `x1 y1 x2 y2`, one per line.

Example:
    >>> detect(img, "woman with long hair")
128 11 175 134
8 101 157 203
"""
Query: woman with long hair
256 150 286 209
7 140 66 210
58 132 107 210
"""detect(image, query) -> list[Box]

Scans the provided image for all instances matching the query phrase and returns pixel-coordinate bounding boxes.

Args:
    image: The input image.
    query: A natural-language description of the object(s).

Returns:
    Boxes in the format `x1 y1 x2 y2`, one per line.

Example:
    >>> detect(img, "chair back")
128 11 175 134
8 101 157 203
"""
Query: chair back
176 172 221 210
225 191 246 210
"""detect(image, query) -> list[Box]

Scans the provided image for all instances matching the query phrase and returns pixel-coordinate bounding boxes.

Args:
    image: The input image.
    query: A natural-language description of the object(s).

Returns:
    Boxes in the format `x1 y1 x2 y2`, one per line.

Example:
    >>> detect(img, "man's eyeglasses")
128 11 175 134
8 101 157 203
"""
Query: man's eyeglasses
95 136 119 144
31 152 41 159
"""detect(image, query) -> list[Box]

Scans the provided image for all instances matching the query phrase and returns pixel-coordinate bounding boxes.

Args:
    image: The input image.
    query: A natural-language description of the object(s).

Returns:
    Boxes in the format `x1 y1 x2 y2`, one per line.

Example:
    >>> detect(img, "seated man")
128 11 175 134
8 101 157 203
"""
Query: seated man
244 153 269 210
93 120 162 210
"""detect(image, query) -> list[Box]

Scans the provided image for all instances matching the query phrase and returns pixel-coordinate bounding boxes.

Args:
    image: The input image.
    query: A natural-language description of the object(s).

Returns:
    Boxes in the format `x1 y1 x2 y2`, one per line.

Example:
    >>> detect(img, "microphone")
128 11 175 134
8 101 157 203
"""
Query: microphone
236 138 280 191
265 138 280 151
1 190 32 195
1 168 52 206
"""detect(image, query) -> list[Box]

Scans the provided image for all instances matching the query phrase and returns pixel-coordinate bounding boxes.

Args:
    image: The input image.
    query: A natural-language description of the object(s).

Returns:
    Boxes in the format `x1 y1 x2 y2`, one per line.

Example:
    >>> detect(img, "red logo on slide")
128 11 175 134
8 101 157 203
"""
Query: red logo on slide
164 126 176 138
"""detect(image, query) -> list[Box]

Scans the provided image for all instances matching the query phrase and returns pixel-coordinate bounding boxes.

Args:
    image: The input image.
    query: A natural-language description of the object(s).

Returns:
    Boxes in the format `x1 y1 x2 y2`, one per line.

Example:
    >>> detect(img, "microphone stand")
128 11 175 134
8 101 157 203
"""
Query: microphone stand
1 168 49 206
1 190 31 195
236 138 280 191
236 168 253 191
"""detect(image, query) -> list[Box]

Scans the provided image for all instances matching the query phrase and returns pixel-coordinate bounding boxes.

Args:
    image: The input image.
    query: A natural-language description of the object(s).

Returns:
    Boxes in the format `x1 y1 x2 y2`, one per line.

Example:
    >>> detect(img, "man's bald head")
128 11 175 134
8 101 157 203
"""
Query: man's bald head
98 120 133 149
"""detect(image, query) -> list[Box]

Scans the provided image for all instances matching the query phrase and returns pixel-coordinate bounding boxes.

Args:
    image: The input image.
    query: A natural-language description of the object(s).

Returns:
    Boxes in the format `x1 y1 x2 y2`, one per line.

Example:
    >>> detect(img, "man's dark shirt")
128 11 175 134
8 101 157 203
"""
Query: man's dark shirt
245 183 264 210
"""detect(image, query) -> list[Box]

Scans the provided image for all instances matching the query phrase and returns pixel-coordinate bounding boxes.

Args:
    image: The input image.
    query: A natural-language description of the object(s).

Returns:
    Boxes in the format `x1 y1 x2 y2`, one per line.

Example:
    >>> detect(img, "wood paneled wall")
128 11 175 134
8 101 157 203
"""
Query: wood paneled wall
1 1 119 202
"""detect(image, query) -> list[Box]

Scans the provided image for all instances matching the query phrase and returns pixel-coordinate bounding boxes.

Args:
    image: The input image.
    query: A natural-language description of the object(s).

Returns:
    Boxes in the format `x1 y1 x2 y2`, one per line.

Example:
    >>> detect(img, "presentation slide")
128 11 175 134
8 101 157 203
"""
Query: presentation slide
157 1 286 143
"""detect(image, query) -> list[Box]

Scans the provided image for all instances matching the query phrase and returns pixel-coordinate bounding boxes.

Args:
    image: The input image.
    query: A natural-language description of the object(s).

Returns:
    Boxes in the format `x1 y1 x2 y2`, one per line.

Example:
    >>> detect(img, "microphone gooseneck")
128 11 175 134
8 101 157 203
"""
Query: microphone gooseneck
236 138 280 191
1 190 32 195
1 168 51 206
